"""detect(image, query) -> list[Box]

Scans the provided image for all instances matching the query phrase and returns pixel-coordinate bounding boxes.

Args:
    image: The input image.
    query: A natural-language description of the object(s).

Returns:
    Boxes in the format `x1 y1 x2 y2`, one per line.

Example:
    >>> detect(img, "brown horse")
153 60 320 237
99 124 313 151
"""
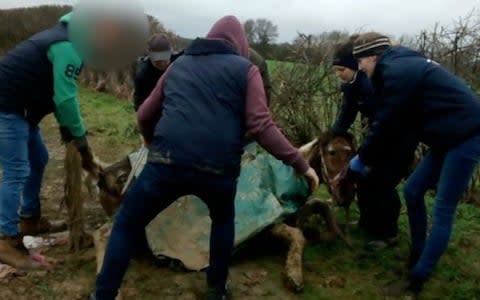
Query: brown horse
299 131 356 207
299 132 357 242
92 131 356 293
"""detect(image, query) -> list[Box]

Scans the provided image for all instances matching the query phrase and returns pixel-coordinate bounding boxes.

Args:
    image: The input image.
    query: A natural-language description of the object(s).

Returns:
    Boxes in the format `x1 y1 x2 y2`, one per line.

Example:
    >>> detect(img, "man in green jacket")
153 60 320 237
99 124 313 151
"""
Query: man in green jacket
0 13 97 270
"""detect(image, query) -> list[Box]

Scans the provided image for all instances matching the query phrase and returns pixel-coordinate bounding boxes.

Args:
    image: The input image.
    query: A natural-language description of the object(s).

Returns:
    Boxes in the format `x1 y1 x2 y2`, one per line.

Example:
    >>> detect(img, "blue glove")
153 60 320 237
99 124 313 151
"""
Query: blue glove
349 155 369 176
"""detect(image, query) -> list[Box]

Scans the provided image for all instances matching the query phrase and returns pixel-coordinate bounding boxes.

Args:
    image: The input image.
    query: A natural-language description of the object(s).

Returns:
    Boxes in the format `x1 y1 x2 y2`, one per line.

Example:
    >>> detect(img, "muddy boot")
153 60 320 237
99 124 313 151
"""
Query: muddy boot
0 235 46 270
383 276 424 298
20 215 67 236
365 236 399 252
207 284 230 300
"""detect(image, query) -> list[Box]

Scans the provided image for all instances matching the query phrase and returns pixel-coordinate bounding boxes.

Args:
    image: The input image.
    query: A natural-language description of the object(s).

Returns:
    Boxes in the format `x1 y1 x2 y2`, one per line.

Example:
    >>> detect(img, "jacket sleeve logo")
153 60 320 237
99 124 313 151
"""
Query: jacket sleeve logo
64 64 83 80
426 58 440 66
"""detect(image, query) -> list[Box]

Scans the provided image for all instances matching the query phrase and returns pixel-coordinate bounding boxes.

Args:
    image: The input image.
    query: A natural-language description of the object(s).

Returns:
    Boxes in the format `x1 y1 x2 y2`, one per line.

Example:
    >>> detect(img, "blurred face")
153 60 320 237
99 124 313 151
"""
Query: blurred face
357 56 378 78
92 19 123 51
72 18 148 70
333 66 356 83
69 0 149 71
151 59 170 71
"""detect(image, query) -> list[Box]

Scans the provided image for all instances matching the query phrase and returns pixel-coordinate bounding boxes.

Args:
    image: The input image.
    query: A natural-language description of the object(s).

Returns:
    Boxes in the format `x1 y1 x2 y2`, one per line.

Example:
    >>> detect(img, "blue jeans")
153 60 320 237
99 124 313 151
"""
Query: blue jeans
0 111 49 237
94 162 237 300
404 135 480 280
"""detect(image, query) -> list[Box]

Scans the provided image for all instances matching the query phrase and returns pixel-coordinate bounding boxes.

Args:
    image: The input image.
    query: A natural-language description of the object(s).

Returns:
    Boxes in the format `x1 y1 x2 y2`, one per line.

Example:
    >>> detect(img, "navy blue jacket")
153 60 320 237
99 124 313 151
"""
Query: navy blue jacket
148 38 251 176
0 23 70 124
332 71 377 135
359 46 480 165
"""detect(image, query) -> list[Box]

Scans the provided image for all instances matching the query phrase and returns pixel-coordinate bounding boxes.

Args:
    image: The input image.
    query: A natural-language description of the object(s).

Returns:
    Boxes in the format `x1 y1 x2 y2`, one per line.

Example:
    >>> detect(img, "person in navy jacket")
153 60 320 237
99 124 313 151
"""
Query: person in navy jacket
344 32 480 295
331 35 416 251
91 16 319 300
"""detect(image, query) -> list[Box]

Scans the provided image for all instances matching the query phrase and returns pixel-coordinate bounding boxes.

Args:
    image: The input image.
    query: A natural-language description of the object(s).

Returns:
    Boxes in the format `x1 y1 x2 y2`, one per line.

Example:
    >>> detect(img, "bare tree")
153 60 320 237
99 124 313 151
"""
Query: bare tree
270 32 346 145
290 31 348 64
244 19 256 44
410 10 480 89
255 18 279 46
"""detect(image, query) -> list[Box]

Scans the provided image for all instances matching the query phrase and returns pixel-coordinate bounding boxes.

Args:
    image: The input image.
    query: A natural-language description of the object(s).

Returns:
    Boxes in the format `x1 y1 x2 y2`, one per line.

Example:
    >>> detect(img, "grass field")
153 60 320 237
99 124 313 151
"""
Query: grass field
0 87 479 300
79 87 480 300
82 90 480 299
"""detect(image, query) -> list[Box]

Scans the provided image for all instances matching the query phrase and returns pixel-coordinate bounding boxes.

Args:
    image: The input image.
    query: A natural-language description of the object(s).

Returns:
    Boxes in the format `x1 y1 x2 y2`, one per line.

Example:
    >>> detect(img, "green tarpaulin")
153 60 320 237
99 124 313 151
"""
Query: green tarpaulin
126 149 309 271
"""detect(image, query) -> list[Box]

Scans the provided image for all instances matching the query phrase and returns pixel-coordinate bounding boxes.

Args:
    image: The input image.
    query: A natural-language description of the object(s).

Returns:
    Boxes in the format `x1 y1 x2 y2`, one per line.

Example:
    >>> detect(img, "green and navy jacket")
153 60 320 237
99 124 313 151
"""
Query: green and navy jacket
0 13 86 138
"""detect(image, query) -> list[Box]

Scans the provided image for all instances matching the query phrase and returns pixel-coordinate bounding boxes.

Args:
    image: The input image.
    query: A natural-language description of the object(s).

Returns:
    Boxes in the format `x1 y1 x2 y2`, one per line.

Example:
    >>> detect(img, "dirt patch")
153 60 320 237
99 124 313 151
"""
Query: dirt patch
2 112 478 300
0 116 302 300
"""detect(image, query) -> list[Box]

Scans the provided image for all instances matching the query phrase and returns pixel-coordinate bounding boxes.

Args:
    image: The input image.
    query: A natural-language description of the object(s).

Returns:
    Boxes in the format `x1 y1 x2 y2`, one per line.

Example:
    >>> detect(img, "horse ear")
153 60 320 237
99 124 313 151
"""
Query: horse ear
341 132 356 149
319 127 340 143
299 138 318 162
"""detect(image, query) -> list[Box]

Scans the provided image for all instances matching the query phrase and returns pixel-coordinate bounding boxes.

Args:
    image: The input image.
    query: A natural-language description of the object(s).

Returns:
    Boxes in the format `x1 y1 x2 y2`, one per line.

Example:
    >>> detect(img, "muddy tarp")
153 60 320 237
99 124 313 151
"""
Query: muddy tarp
127 149 309 271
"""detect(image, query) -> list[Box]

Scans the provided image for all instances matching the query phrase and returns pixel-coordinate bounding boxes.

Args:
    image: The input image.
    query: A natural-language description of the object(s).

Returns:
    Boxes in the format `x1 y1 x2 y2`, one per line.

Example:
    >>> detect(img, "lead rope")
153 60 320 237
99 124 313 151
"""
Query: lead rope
319 146 333 193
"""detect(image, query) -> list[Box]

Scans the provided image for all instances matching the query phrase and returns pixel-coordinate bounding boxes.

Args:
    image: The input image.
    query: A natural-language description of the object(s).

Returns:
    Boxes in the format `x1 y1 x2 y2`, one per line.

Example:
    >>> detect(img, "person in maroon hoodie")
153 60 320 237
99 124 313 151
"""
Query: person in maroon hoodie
90 16 319 300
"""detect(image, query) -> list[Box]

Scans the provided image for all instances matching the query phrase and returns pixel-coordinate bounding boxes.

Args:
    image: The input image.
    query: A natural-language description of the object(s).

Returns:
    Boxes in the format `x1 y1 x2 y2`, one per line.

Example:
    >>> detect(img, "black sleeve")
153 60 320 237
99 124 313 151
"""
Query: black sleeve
331 84 359 135
133 61 149 111
259 59 272 106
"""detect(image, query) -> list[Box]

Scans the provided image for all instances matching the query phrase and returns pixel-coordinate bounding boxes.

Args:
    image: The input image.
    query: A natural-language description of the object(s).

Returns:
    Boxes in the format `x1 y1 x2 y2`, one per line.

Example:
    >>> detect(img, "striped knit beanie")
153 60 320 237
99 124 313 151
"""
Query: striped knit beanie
353 32 391 58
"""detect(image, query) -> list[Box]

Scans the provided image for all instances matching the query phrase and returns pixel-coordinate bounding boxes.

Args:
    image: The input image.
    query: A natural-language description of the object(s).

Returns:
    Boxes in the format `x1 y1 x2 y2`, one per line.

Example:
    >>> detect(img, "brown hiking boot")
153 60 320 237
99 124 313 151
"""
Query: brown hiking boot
0 235 46 270
20 216 67 236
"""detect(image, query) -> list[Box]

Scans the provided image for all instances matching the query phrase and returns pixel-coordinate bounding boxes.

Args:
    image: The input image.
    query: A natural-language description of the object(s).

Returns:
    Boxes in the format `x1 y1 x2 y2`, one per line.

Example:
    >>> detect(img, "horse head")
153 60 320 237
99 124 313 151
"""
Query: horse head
299 131 356 208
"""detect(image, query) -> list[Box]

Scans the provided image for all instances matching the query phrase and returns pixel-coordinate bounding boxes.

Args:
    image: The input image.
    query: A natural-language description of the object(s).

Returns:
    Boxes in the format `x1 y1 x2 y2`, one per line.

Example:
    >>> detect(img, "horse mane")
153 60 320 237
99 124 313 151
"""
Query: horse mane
316 130 355 149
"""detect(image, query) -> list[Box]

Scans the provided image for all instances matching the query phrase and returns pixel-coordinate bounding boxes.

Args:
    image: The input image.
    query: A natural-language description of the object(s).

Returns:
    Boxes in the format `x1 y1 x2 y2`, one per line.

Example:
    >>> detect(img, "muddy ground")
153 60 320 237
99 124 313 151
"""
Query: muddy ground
1 102 479 300
0 116 328 300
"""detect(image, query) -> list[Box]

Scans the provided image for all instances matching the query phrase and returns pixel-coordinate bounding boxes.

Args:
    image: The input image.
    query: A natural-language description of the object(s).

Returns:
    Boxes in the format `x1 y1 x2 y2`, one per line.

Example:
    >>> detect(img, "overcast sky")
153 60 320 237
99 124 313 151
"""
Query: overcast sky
1 0 479 42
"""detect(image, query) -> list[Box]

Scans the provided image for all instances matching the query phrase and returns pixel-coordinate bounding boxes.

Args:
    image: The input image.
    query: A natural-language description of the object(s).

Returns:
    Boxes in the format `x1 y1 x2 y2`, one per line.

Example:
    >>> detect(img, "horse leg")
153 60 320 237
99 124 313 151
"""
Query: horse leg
269 223 305 292
93 222 112 274
297 198 352 248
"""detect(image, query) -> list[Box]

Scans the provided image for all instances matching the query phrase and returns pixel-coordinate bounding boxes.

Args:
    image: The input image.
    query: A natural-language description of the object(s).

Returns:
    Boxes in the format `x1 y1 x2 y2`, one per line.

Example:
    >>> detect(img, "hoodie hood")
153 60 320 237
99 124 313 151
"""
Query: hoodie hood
206 16 249 58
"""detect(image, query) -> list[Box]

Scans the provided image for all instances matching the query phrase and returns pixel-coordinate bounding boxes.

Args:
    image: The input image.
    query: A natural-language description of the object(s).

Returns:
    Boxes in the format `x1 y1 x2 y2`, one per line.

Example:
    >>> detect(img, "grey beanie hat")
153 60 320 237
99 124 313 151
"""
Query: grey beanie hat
353 32 391 58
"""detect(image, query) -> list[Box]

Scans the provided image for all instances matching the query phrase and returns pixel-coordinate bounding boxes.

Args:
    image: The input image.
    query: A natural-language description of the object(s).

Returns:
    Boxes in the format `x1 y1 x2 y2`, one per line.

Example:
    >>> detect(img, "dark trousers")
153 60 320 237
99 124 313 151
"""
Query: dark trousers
357 136 417 240
94 163 237 300
356 166 403 239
